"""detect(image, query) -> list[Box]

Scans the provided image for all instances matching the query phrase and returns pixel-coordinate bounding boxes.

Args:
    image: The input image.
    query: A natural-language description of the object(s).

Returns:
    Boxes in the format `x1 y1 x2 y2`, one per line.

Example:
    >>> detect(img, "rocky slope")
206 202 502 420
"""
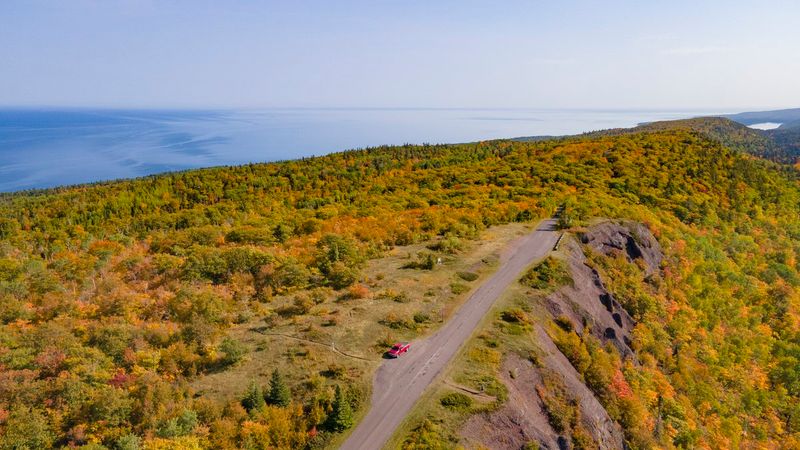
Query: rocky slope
461 220 662 450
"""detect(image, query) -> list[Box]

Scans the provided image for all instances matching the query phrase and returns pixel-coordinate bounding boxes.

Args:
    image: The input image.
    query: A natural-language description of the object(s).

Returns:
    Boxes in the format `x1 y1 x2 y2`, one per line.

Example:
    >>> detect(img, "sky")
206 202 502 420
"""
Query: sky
1 0 799 110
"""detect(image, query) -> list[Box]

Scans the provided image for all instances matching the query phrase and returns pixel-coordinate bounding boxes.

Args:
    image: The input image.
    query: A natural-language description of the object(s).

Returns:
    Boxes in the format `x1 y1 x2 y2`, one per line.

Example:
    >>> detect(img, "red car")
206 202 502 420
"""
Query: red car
387 342 411 358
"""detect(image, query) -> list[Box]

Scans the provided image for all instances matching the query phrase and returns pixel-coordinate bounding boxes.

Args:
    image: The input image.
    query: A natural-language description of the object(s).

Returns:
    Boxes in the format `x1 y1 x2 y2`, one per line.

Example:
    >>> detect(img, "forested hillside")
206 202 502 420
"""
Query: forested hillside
1 127 800 449
629 117 800 166
630 116 800 166
767 126 800 165
519 116 800 166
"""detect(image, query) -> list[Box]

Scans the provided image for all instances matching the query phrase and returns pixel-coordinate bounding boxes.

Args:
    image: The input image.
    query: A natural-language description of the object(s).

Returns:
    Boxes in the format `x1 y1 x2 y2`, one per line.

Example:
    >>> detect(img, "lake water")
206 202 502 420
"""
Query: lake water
748 122 782 130
0 108 722 192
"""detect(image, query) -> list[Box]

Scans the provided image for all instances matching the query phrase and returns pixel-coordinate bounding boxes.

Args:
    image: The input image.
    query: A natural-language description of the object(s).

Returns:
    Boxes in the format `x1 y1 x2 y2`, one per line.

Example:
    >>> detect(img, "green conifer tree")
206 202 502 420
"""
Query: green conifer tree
327 384 354 432
241 380 265 412
267 369 291 407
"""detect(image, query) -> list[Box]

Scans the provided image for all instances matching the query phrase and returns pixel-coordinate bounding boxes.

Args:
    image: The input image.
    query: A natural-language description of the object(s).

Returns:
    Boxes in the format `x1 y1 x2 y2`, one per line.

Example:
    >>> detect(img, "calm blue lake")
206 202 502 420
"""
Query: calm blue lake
0 108 722 192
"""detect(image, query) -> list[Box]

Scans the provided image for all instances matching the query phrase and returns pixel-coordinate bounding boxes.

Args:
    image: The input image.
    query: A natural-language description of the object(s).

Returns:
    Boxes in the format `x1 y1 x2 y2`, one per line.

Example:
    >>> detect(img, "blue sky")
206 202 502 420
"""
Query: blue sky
1 0 798 109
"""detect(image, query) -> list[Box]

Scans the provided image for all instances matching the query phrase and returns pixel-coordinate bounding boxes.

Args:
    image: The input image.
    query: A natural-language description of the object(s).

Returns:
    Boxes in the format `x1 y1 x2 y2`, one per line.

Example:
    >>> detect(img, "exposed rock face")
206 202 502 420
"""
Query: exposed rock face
533 326 626 450
543 237 636 359
460 337 625 450
580 220 662 274
460 220 663 450
460 354 559 450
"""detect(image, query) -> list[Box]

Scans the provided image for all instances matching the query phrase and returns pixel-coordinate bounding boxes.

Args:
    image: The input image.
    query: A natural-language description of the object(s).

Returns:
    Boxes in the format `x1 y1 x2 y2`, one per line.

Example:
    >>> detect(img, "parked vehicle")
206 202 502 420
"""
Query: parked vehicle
387 342 411 358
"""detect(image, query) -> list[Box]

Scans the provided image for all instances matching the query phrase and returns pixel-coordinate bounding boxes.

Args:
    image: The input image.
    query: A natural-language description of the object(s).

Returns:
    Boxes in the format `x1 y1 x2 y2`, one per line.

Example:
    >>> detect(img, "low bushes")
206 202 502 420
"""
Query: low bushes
440 392 473 410
520 256 570 291
457 271 479 282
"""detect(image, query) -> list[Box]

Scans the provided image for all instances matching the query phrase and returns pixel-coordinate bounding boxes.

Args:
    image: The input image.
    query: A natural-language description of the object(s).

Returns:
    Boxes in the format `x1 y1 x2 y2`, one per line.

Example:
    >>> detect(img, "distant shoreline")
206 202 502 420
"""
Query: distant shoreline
1 108 719 193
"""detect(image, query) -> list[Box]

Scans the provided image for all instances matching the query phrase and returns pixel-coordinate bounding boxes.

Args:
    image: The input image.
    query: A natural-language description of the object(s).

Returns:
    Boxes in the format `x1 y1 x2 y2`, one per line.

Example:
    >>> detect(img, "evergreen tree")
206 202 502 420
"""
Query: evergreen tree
115 433 142 450
241 380 265 412
327 384 354 432
267 368 291 407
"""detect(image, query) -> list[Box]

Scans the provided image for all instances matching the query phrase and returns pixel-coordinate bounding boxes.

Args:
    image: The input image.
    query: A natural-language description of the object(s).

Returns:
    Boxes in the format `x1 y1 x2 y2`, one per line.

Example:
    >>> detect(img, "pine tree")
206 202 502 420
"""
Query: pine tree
327 384 354 432
241 380 265 412
267 369 291 407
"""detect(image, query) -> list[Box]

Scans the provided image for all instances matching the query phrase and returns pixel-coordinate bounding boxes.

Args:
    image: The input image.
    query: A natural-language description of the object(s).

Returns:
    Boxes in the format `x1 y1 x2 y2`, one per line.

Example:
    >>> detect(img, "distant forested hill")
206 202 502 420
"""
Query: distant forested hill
515 110 800 165
1 125 800 449
601 115 800 165
724 107 800 128
723 109 800 164
598 116 777 157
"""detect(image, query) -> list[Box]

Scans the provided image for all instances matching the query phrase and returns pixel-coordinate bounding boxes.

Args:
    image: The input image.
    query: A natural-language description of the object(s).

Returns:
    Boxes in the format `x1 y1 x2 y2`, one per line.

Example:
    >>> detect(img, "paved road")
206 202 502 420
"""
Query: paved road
340 219 559 450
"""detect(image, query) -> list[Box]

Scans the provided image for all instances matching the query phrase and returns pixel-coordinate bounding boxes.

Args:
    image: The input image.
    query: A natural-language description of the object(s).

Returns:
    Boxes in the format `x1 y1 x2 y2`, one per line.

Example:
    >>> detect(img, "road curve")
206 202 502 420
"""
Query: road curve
340 219 559 450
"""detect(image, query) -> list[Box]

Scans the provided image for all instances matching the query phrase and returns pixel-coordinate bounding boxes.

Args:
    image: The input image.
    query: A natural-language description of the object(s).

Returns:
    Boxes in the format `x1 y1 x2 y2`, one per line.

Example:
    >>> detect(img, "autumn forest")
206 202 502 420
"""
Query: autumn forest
1 118 800 449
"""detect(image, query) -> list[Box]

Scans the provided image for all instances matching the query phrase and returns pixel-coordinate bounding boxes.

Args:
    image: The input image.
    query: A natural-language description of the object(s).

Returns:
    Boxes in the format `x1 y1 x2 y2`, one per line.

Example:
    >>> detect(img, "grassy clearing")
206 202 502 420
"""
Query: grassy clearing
189 223 532 444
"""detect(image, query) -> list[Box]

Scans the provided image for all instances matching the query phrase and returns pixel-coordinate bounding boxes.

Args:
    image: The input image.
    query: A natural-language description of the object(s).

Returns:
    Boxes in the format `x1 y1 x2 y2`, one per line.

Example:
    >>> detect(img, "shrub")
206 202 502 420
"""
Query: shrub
182 245 228 283
501 308 530 324
428 234 463 254
345 284 370 299
234 307 254 324
457 271 479 282
152 253 183 275
326 261 359 289
483 337 499 348
413 312 431 324
440 392 473 410
571 422 596 450
377 332 396 348
468 347 501 367
322 364 346 379
536 383 573 434
286 294 314 316
557 212 575 230
472 375 508 402
552 329 591 375
554 315 574 332
402 419 448 450
402 252 436 270
116 434 142 450
219 337 246 366
316 234 363 275
310 288 331 304
387 291 410 303
380 313 416 330
450 283 469 295
314 234 364 289
272 223 293 242
156 409 197 438
520 256 570 291
273 258 311 290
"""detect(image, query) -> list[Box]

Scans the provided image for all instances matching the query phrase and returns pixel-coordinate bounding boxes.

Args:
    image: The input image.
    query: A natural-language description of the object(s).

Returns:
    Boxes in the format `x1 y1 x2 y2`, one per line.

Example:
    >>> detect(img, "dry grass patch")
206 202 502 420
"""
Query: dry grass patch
189 223 534 443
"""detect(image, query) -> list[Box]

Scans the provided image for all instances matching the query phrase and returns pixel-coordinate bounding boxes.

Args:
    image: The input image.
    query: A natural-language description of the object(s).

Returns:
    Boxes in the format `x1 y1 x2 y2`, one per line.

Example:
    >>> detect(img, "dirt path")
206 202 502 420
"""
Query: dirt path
340 219 559 450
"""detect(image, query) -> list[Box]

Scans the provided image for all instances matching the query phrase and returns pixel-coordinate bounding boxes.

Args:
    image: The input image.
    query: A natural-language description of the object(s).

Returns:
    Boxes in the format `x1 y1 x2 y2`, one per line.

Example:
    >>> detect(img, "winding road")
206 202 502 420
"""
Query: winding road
340 219 559 450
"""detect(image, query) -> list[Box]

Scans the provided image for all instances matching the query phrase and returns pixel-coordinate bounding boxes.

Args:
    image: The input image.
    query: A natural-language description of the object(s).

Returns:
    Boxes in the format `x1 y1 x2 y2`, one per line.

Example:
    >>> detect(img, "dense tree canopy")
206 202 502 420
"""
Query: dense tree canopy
0 126 799 448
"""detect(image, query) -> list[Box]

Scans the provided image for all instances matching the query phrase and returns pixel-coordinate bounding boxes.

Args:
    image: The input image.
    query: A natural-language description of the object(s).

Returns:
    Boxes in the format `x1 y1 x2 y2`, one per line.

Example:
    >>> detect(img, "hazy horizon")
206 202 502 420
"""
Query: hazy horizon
1 1 798 110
